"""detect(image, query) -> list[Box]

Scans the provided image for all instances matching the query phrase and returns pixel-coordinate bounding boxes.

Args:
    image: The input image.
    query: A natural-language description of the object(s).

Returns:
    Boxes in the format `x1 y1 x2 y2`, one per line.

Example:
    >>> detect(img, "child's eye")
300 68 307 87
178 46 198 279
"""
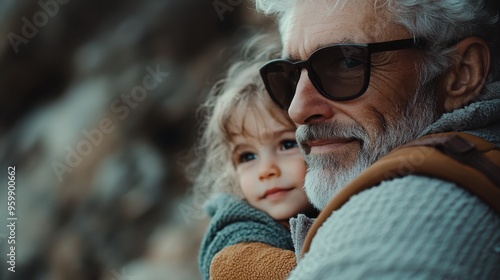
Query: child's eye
280 140 298 150
238 152 257 163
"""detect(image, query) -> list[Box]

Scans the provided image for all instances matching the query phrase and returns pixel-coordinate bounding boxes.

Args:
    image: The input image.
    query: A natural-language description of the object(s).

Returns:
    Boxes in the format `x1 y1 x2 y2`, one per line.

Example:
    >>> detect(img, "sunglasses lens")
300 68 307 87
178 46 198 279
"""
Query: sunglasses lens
261 46 369 110
311 46 367 100
261 61 300 110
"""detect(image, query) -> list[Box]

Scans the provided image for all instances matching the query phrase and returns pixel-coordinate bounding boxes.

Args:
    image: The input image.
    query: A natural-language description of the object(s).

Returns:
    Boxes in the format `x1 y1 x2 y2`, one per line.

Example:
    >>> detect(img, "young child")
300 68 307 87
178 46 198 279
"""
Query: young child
191 39 316 280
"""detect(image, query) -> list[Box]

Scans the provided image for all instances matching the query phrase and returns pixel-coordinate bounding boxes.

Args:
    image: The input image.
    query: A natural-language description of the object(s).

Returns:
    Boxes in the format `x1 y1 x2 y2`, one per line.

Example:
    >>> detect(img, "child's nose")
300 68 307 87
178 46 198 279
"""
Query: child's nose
258 156 281 180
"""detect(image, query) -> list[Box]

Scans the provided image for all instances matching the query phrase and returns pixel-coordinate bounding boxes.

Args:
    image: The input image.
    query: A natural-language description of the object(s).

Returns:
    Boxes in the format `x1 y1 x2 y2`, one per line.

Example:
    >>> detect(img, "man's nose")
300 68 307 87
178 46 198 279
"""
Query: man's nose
288 69 334 125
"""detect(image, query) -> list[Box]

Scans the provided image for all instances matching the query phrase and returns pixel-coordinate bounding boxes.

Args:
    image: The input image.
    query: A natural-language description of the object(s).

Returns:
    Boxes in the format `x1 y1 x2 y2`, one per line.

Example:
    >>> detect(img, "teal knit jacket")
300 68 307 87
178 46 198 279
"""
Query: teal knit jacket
287 82 500 279
198 194 294 280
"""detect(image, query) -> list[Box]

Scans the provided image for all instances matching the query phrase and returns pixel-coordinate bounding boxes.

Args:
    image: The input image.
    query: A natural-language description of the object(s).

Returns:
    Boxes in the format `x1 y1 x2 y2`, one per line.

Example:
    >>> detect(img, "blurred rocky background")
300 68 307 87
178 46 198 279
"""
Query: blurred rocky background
0 1 274 279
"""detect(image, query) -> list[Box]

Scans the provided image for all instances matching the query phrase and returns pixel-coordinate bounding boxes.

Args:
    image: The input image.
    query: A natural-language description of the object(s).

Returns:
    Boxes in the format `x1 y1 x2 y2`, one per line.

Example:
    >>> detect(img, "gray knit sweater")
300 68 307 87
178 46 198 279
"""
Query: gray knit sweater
288 82 500 280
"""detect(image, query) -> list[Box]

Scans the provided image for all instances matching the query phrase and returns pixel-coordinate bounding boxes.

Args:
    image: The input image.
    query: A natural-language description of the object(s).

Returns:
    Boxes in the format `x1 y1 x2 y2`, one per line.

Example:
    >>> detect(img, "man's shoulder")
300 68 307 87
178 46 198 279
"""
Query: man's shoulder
295 175 500 280
327 132 499 218
348 174 488 212
320 174 494 230
311 174 499 255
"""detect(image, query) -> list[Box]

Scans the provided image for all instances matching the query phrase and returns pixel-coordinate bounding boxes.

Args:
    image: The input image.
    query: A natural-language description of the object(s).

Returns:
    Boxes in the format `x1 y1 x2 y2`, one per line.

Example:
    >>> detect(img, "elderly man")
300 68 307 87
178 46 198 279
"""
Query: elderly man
256 0 500 279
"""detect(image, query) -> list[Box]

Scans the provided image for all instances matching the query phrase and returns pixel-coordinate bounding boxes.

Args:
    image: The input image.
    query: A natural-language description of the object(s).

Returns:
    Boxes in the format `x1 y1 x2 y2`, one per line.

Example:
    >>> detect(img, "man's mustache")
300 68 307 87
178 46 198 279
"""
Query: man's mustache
296 121 368 153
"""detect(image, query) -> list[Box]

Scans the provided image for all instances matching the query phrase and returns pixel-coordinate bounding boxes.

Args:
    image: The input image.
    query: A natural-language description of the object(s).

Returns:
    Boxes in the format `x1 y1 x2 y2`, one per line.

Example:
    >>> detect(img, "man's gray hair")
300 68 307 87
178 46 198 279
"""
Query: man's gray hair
255 0 500 83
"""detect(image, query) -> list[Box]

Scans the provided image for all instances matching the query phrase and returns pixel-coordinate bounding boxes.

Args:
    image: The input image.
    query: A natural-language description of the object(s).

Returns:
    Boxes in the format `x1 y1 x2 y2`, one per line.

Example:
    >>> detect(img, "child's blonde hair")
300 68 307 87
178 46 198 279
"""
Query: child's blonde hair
189 34 295 200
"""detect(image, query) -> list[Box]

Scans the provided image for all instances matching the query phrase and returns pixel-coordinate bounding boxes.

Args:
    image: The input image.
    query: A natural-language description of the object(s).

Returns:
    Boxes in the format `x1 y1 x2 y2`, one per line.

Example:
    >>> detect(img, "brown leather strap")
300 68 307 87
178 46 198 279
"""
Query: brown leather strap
300 132 500 258
399 133 500 186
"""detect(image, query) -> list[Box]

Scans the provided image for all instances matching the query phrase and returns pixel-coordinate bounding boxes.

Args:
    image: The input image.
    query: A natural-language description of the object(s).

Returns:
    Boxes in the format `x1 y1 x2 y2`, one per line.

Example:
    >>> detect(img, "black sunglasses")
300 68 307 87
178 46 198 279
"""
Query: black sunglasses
260 38 428 110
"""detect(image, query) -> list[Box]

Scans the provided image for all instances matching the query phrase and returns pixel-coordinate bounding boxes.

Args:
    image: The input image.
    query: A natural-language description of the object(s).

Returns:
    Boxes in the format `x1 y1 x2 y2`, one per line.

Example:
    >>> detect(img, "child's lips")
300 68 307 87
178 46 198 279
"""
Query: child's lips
262 187 294 200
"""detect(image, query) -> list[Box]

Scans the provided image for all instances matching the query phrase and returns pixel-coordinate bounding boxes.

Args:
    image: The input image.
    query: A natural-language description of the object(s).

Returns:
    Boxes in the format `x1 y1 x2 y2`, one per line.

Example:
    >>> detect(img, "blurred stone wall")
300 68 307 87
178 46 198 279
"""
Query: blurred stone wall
0 1 275 279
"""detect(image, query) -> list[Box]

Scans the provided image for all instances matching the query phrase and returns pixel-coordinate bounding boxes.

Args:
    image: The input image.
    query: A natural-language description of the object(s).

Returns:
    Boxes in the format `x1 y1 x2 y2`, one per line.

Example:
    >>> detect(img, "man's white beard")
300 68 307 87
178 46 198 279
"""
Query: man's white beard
297 82 439 210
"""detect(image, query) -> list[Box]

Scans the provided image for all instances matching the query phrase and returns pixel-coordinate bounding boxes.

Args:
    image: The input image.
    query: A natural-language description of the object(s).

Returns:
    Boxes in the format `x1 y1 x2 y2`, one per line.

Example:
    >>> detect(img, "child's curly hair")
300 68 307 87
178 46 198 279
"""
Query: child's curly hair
187 34 295 201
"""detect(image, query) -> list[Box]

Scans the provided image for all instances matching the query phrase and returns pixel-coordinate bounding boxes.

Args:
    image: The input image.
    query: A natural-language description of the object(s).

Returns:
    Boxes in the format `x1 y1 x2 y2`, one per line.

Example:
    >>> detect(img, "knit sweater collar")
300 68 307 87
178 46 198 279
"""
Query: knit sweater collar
420 81 500 146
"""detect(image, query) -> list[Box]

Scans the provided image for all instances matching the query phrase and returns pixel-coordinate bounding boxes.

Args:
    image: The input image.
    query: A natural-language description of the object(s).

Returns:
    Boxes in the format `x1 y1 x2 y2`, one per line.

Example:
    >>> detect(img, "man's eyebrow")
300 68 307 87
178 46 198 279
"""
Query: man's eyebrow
313 38 353 50
283 37 352 61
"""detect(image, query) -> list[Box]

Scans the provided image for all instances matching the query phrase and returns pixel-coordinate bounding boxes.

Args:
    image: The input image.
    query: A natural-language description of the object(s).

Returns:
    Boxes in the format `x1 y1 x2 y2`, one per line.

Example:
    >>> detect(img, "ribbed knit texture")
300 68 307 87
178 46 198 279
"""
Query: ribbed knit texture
289 82 500 279
289 214 315 261
420 81 500 145
198 194 294 280
289 176 500 279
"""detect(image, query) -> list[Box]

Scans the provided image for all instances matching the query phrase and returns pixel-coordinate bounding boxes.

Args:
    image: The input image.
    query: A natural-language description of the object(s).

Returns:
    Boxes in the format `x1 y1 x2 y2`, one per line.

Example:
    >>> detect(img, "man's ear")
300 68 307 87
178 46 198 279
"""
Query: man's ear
440 37 490 112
